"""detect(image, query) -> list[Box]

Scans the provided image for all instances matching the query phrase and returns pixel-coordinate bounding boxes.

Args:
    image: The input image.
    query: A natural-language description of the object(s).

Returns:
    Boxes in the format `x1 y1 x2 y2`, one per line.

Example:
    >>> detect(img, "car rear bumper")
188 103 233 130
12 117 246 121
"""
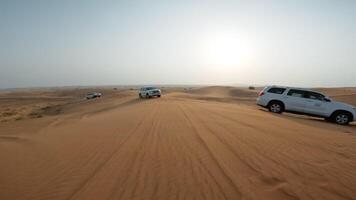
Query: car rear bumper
256 97 268 107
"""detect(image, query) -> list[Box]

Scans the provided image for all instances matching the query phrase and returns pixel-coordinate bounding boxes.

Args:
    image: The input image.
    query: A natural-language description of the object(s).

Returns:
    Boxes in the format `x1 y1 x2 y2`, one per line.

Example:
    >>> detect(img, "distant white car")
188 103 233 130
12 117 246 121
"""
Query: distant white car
139 87 161 98
257 86 356 125
86 92 102 99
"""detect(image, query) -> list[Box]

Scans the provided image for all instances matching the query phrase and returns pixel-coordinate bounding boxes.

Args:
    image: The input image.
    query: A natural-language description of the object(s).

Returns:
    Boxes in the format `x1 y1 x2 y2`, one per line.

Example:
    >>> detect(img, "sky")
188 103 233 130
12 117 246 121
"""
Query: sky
0 0 355 88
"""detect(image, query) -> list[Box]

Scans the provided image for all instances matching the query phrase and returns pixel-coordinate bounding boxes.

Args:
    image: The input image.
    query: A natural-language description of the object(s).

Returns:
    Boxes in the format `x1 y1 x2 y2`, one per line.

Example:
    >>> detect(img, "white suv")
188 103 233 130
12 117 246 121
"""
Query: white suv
86 92 102 99
139 87 161 98
257 86 356 125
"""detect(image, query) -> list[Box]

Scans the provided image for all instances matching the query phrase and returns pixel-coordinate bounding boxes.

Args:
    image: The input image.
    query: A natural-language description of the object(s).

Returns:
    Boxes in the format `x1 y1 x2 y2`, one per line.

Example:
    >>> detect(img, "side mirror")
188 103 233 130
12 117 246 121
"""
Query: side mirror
324 97 331 102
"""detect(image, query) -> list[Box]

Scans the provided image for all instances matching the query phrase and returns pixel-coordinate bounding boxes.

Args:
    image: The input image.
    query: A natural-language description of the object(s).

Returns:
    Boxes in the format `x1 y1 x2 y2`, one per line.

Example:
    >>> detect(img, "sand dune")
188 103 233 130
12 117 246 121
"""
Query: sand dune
0 88 135 122
187 86 258 97
315 88 356 106
171 86 259 105
0 86 356 200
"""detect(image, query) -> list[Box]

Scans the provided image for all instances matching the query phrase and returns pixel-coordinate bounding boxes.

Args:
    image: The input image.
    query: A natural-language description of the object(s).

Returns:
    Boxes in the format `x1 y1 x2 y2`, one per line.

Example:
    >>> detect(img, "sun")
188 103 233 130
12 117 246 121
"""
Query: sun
202 31 255 66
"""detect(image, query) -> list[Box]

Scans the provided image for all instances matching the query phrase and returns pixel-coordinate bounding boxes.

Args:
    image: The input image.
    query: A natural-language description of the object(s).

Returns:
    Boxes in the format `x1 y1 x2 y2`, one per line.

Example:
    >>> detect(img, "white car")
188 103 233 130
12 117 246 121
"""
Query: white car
86 92 102 99
139 87 161 98
257 86 356 125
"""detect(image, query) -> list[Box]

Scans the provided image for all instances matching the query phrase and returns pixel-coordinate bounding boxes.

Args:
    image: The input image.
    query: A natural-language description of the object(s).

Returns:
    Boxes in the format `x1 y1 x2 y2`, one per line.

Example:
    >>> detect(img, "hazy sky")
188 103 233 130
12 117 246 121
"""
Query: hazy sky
1 0 355 88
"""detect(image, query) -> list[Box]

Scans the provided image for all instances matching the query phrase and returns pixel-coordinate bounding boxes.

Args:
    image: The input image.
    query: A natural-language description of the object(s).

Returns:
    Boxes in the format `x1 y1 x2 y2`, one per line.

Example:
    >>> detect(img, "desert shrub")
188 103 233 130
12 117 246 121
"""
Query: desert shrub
248 86 255 90
15 116 24 121
1 111 16 117
41 105 61 115
29 111 43 118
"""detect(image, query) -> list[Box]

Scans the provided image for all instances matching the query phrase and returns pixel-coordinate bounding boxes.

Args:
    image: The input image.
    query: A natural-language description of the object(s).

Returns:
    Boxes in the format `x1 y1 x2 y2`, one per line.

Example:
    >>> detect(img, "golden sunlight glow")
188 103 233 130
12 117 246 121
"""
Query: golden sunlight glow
202 31 255 66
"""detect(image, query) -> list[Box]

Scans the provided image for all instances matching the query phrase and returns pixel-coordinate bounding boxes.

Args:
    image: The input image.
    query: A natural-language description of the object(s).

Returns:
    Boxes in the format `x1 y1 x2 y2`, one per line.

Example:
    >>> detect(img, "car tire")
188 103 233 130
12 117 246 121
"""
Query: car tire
158 95 161 98
332 111 351 125
268 101 284 113
146 93 150 98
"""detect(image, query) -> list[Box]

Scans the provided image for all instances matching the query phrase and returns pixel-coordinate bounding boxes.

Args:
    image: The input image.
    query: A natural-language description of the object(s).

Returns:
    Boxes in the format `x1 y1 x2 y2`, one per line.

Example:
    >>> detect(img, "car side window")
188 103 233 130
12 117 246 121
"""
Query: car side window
267 87 286 94
287 89 306 98
305 92 325 101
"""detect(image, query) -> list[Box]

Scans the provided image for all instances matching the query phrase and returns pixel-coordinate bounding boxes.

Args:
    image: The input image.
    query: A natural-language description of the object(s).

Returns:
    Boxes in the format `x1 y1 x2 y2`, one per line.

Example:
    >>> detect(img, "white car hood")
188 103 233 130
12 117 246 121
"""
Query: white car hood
332 101 354 109
331 101 356 116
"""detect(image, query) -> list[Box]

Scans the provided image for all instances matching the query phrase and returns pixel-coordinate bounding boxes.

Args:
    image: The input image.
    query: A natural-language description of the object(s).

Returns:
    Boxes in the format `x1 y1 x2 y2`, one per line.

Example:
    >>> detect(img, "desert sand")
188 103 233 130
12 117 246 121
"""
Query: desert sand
0 86 355 200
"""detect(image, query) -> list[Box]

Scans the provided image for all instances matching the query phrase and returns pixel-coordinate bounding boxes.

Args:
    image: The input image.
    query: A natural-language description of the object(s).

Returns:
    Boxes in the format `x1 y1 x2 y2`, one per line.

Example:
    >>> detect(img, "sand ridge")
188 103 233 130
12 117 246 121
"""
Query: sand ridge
0 86 355 200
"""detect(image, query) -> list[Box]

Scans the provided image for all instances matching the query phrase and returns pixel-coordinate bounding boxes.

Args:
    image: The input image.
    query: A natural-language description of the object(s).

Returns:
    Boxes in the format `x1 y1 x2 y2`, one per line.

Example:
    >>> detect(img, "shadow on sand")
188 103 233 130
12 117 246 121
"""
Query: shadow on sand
258 108 356 133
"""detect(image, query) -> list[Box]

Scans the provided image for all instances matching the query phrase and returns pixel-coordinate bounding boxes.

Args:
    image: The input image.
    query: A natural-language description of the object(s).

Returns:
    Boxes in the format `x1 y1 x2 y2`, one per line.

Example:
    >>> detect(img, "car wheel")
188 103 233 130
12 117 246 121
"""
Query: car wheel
268 101 283 113
158 95 161 98
146 93 150 98
333 112 351 125
139 93 142 98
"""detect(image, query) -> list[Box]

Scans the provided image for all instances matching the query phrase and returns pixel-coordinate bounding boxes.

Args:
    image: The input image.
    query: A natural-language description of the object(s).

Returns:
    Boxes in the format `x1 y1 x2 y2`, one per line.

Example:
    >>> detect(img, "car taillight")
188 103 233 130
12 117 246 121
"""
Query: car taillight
259 91 265 96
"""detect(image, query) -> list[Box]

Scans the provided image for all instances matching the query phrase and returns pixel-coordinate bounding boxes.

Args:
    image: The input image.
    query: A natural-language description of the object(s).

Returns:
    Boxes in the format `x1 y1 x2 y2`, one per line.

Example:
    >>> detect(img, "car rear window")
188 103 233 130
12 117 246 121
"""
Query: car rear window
267 87 286 94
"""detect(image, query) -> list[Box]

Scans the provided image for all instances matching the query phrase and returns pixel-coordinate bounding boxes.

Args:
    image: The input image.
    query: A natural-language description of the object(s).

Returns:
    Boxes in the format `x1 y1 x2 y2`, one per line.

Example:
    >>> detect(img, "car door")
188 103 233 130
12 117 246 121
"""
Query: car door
303 91 329 116
284 89 307 112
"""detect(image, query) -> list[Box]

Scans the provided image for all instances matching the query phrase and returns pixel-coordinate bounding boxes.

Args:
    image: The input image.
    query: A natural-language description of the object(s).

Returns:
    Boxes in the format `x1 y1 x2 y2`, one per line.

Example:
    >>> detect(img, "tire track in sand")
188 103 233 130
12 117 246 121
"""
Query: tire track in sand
177 103 243 199
185 101 356 200
67 102 159 200
111 102 162 199
183 102 300 200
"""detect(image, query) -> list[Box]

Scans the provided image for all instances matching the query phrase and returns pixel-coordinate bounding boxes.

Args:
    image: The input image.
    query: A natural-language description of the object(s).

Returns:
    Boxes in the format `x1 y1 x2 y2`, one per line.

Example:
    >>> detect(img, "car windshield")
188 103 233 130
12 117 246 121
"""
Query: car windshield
143 87 156 90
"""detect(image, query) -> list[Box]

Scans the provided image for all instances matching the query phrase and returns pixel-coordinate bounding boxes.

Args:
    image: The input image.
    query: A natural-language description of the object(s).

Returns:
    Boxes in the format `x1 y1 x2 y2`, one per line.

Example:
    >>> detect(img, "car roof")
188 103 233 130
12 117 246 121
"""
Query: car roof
267 85 322 93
